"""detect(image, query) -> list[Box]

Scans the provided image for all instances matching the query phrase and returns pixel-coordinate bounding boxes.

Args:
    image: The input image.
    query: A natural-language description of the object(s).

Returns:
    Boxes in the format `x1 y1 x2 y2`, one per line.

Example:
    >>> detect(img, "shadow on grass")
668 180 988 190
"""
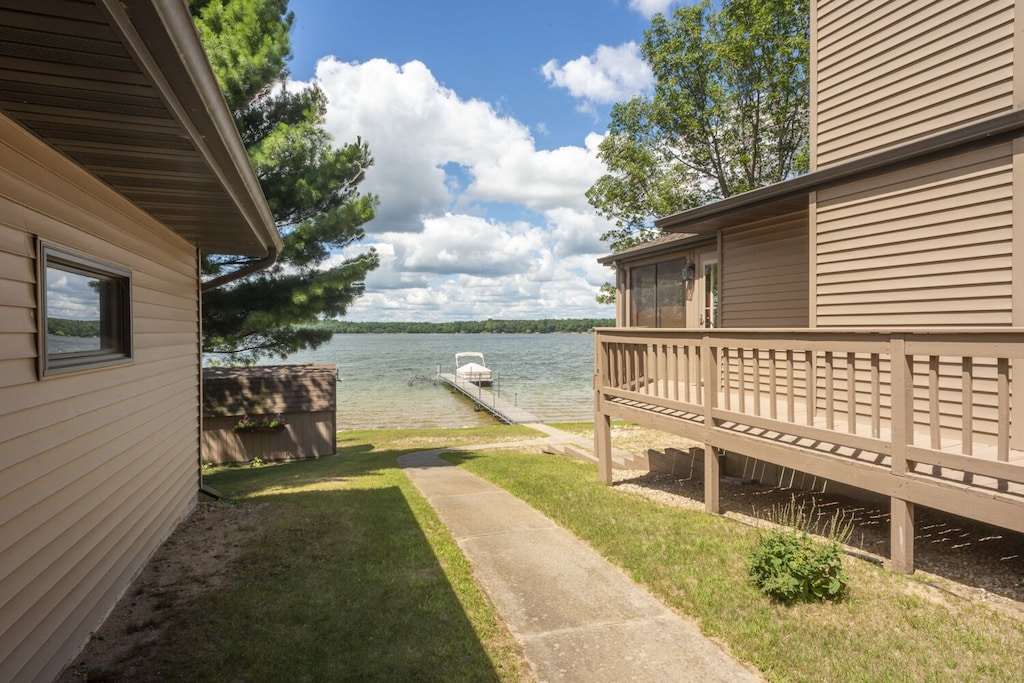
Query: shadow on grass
433 451 485 466
142 486 505 682
205 442 425 498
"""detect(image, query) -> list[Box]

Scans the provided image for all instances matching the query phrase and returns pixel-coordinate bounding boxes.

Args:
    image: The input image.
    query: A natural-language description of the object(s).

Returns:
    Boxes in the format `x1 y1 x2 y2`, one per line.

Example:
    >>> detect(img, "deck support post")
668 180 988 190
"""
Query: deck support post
704 445 721 514
595 412 612 485
594 334 613 485
890 497 915 574
700 334 721 513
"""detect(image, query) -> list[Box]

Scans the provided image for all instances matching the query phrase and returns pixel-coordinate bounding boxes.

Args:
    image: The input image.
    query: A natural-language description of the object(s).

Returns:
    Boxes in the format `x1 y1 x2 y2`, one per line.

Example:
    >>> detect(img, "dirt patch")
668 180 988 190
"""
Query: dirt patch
57 501 269 682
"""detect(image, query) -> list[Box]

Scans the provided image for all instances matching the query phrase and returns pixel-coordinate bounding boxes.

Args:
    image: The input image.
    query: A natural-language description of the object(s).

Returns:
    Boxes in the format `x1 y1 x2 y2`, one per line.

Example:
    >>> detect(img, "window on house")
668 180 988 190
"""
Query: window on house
630 259 687 327
40 243 132 375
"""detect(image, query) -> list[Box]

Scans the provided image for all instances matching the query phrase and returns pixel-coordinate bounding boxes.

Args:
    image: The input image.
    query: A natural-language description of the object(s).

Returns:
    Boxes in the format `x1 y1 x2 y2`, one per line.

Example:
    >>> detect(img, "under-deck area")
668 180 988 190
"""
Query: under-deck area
593 328 1024 573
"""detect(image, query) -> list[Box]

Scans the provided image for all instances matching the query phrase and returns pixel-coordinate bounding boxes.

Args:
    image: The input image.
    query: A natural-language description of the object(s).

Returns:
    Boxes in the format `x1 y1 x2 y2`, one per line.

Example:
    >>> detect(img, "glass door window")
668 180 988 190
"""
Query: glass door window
700 254 719 328
630 259 688 327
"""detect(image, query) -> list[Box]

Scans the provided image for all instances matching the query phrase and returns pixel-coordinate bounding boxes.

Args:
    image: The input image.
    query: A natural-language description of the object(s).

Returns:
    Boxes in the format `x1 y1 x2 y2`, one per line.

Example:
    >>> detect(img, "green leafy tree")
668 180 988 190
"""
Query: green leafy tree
191 0 379 361
588 0 810 254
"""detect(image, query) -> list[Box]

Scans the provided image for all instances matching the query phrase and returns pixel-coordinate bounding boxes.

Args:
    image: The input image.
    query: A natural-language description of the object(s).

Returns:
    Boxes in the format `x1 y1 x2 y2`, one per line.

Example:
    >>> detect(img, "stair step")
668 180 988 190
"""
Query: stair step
647 446 706 478
563 445 597 462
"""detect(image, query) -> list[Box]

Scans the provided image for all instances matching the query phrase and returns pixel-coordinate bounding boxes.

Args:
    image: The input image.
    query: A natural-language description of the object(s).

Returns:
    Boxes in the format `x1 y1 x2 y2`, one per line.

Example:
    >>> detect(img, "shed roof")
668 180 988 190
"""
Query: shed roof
0 0 281 256
203 364 338 416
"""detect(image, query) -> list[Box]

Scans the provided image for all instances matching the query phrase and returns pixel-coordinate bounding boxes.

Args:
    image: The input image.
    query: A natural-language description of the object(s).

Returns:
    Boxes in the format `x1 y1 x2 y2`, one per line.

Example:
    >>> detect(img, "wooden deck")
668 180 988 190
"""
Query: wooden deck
436 373 540 424
594 328 1024 573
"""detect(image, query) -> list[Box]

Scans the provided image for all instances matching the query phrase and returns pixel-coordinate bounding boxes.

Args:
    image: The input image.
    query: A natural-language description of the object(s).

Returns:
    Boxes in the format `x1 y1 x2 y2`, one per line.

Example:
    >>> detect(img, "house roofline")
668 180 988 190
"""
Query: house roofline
655 108 1024 234
100 0 282 255
597 232 716 266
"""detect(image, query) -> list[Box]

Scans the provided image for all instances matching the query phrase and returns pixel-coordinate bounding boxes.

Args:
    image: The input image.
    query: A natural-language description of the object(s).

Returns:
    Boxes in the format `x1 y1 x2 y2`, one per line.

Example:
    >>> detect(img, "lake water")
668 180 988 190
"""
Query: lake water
275 333 596 429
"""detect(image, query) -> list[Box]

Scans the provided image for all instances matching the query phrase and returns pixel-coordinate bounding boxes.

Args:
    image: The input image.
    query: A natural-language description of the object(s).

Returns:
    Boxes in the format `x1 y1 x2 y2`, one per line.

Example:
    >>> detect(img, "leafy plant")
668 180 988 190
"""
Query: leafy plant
234 413 287 433
748 497 853 604
748 529 848 603
588 0 810 254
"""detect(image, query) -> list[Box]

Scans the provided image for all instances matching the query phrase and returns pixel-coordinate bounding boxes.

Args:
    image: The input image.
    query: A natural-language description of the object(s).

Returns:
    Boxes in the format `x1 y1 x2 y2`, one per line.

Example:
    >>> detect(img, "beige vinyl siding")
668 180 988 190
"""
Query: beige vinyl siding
814 0 1014 169
0 113 200 681
815 143 1013 327
720 211 809 328
815 142 1013 446
0 222 35 370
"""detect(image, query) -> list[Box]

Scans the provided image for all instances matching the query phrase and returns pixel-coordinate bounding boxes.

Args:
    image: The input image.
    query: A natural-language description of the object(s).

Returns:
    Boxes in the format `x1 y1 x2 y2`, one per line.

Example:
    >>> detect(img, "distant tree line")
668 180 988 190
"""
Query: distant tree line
312 318 615 334
48 317 100 337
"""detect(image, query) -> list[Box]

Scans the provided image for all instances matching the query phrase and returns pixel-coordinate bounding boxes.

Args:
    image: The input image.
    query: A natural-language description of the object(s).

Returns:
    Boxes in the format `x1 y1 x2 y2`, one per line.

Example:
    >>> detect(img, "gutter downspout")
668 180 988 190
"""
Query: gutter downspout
200 246 279 292
198 246 278 500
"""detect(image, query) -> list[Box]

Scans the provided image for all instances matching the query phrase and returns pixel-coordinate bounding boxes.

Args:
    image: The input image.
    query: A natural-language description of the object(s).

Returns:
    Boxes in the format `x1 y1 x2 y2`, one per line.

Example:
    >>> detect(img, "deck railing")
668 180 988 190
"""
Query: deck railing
594 328 1024 571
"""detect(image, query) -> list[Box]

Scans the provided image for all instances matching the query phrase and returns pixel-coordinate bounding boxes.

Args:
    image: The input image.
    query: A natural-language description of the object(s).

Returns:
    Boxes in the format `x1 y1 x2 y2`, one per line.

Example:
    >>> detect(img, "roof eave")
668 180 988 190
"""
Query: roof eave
597 233 716 266
100 0 282 256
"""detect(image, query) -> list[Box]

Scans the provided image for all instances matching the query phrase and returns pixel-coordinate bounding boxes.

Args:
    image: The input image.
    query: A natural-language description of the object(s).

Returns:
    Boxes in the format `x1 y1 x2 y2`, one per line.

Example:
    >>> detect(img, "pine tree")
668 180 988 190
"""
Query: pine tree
191 0 379 361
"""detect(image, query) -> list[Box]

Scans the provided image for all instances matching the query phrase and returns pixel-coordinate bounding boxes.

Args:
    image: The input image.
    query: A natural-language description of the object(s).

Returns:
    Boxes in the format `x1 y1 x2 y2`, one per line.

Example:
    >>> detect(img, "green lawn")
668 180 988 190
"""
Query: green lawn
94 424 1024 682
446 446 1024 682
138 426 538 682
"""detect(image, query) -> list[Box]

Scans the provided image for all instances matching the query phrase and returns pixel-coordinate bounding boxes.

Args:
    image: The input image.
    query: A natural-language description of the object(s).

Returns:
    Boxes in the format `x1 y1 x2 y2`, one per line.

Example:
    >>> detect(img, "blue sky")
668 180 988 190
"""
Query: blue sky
284 0 681 322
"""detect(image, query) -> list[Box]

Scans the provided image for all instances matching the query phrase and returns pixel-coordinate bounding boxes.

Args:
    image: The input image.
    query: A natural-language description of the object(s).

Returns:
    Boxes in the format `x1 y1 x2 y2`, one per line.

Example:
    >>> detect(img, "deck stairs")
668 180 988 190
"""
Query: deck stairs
542 441 706 474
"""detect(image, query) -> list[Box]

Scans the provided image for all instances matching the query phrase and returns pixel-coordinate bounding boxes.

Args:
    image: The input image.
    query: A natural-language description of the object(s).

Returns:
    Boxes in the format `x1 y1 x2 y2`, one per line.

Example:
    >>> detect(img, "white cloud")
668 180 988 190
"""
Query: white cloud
467 135 606 212
302 57 618 322
46 271 100 320
542 43 653 112
545 206 609 258
628 0 676 18
387 214 543 277
313 57 534 232
344 261 614 323
332 211 616 322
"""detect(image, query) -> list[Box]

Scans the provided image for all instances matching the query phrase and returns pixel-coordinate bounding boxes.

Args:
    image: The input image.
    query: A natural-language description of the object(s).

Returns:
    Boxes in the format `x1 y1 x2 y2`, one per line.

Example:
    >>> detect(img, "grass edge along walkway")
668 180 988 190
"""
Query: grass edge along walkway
400 448 762 682
445 445 1024 683
163 426 539 682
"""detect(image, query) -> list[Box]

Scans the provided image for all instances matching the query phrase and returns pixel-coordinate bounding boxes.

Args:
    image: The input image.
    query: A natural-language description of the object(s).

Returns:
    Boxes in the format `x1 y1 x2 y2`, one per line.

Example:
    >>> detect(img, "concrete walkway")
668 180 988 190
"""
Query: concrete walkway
398 446 763 683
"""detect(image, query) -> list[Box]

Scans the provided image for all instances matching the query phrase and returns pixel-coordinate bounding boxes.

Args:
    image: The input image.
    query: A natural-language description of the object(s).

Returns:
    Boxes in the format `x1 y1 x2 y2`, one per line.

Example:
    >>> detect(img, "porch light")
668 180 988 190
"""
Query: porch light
683 258 696 281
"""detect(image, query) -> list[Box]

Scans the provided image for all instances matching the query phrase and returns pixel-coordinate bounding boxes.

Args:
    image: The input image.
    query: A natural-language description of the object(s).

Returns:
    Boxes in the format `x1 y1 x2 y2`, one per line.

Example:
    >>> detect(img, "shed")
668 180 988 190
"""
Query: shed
202 364 338 464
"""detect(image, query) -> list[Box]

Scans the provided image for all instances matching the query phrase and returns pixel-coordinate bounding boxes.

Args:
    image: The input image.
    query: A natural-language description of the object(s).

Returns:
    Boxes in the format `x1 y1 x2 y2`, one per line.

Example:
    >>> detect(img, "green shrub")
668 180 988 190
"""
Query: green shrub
747 496 853 604
748 529 848 603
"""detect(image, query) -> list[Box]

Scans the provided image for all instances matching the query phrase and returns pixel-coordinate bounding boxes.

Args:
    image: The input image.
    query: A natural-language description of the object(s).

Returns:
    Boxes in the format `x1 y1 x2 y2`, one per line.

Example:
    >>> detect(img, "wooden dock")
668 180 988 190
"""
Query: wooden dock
436 373 540 424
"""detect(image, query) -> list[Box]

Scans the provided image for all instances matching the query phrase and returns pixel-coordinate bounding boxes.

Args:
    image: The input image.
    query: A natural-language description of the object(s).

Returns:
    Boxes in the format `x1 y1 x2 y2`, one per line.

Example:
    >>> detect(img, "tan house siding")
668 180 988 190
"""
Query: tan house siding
721 211 810 328
814 142 1014 449
814 0 1015 169
0 113 199 681
815 143 1014 328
